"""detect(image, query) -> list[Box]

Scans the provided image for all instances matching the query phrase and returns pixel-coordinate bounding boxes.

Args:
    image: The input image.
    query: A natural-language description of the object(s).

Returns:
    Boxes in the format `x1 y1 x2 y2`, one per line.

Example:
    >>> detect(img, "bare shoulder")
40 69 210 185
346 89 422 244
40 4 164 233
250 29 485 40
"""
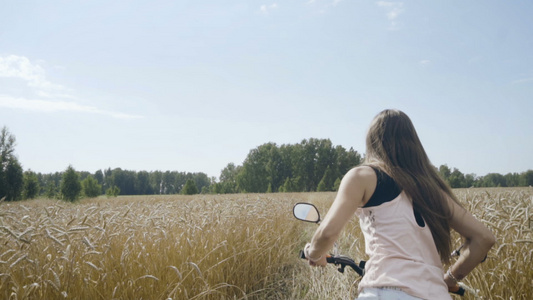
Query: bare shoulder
343 165 376 182
339 166 377 204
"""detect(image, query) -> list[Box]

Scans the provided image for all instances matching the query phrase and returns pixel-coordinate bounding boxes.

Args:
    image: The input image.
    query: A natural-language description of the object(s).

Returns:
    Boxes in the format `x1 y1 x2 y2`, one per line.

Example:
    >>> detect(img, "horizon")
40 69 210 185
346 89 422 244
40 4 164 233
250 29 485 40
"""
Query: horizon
1 1 532 179
13 136 531 179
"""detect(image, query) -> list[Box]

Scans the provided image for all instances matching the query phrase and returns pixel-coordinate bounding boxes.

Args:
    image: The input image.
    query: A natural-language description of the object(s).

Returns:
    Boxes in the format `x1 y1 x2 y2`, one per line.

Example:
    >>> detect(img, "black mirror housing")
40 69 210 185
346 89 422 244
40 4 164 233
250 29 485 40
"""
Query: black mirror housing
293 202 320 223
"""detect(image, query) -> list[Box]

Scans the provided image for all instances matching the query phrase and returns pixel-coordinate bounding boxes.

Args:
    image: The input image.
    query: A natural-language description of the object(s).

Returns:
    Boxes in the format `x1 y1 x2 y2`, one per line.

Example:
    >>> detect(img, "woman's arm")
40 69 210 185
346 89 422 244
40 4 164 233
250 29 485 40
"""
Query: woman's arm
444 197 496 286
306 166 375 266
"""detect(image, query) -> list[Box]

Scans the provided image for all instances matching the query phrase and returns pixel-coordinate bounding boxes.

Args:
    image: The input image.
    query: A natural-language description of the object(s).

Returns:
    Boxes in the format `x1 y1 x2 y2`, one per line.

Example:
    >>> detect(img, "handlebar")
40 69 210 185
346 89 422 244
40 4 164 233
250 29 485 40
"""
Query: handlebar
299 249 470 297
448 284 465 296
299 250 365 277
294 202 480 298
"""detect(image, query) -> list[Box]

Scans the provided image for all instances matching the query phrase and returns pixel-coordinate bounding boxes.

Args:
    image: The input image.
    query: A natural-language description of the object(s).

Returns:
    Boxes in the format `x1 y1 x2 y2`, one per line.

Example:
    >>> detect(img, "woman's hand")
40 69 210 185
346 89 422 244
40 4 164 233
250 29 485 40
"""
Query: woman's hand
443 271 459 289
304 243 328 267
447 198 496 280
304 167 373 268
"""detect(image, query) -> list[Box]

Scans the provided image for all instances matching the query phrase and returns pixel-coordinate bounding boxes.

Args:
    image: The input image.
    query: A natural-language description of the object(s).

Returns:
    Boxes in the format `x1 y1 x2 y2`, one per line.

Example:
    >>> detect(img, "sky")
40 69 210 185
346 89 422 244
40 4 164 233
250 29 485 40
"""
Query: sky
1 0 532 179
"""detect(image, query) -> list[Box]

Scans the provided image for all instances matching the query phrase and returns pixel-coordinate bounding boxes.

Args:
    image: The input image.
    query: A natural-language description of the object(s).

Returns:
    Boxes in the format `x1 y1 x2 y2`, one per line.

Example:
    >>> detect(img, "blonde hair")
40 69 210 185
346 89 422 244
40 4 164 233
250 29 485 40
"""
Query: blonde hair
364 109 459 263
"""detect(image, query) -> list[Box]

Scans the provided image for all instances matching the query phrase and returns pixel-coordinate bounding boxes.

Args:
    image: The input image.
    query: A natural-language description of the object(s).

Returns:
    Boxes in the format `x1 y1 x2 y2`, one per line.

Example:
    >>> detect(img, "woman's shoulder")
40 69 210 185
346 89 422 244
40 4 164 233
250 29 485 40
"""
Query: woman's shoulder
335 166 379 209
342 166 378 196
345 165 377 179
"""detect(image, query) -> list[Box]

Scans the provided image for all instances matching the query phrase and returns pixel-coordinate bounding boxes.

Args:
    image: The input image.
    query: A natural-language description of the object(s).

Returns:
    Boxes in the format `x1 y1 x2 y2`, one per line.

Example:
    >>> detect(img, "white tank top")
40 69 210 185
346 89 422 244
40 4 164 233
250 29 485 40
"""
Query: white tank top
356 192 451 300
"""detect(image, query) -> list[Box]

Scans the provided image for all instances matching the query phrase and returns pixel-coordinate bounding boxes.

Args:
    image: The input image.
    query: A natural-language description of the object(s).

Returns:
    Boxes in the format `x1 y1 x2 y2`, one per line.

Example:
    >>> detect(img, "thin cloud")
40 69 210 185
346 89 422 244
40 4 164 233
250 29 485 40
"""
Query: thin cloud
377 1 404 30
306 0 344 8
419 60 431 67
0 54 143 119
0 55 67 92
0 95 143 120
260 3 278 14
512 77 533 85
35 90 77 100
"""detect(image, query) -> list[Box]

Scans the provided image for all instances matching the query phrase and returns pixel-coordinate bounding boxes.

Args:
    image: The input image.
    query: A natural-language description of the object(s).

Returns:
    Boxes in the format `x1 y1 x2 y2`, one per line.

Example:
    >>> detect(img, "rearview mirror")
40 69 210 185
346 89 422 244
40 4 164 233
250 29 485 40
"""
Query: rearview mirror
293 203 320 223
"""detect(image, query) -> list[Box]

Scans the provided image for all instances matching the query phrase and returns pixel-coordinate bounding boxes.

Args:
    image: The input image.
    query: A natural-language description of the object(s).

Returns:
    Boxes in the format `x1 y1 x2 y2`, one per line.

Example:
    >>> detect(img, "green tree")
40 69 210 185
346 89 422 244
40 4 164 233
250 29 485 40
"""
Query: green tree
237 143 276 193
45 181 57 199
318 166 335 191
94 169 105 193
217 168 233 193
218 163 240 193
521 170 533 186
104 168 114 193
22 170 40 200
266 146 283 192
161 171 176 194
464 173 476 188
448 168 465 188
281 177 291 192
106 186 120 197
82 175 102 198
504 173 521 187
281 176 302 193
3 158 23 201
314 139 336 190
316 179 326 192
267 183 273 193
335 146 361 180
481 173 506 187
193 172 211 194
0 127 24 201
60 165 82 202
182 179 198 195
298 139 320 191
111 168 136 195
333 177 341 191
228 139 361 194
438 165 451 182
136 171 152 195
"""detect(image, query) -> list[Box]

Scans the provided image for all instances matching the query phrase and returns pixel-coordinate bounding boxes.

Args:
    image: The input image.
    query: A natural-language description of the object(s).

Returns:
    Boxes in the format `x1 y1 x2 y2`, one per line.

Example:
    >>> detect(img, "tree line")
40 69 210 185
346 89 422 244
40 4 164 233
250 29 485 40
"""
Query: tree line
1 127 532 202
437 165 533 188
32 167 212 200
211 139 362 193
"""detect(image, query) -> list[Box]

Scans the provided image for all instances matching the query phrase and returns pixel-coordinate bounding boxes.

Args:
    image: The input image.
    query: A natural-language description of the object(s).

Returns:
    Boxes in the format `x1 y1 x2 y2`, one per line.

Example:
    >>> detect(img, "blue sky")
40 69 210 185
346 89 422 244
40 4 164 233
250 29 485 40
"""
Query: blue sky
1 0 532 179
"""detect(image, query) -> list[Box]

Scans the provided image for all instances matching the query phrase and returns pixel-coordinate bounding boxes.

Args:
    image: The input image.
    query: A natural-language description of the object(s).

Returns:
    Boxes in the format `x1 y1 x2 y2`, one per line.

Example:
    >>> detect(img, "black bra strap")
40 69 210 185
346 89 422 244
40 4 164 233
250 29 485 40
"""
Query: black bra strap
364 166 402 208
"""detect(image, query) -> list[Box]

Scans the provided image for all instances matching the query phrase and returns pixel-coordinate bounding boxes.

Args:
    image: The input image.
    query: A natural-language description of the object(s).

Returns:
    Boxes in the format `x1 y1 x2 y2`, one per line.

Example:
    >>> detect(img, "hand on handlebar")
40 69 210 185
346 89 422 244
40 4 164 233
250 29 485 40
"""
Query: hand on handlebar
443 272 457 289
304 243 328 267
447 284 466 296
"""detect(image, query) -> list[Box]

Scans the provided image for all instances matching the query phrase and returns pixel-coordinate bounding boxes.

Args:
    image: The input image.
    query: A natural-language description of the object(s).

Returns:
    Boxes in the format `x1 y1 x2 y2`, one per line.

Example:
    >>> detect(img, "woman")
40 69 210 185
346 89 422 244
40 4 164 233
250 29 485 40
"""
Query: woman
304 109 495 299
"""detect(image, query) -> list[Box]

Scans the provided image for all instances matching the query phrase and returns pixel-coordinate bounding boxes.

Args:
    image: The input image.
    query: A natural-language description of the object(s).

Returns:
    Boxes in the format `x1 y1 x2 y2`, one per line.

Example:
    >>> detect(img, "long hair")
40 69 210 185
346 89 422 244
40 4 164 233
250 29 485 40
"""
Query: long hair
363 109 459 263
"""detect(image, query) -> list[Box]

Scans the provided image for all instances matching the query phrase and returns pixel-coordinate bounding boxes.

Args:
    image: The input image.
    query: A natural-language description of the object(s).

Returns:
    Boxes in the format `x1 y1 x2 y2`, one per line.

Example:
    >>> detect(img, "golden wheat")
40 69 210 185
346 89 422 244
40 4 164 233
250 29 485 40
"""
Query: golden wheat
0 188 531 299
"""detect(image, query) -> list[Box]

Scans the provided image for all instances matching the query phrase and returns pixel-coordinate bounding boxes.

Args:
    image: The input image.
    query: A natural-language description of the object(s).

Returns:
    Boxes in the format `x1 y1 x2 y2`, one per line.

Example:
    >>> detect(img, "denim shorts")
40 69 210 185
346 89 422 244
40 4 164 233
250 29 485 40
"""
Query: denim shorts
356 287 423 300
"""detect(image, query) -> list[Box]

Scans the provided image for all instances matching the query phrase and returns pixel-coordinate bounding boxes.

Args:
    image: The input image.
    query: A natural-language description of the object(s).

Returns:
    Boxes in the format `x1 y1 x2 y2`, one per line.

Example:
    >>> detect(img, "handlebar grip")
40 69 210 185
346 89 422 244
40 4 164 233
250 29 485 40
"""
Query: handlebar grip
448 285 465 296
299 250 332 262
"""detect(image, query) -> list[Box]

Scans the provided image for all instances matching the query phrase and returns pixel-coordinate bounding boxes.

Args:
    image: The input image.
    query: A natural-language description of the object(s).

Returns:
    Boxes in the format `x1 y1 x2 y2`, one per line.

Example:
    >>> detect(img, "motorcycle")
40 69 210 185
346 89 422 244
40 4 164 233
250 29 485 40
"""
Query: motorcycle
293 202 480 298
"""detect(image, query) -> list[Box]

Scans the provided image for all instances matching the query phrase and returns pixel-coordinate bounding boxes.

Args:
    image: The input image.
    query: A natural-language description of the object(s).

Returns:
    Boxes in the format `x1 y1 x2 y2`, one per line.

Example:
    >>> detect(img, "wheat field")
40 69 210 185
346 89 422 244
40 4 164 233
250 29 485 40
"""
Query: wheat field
0 188 531 299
